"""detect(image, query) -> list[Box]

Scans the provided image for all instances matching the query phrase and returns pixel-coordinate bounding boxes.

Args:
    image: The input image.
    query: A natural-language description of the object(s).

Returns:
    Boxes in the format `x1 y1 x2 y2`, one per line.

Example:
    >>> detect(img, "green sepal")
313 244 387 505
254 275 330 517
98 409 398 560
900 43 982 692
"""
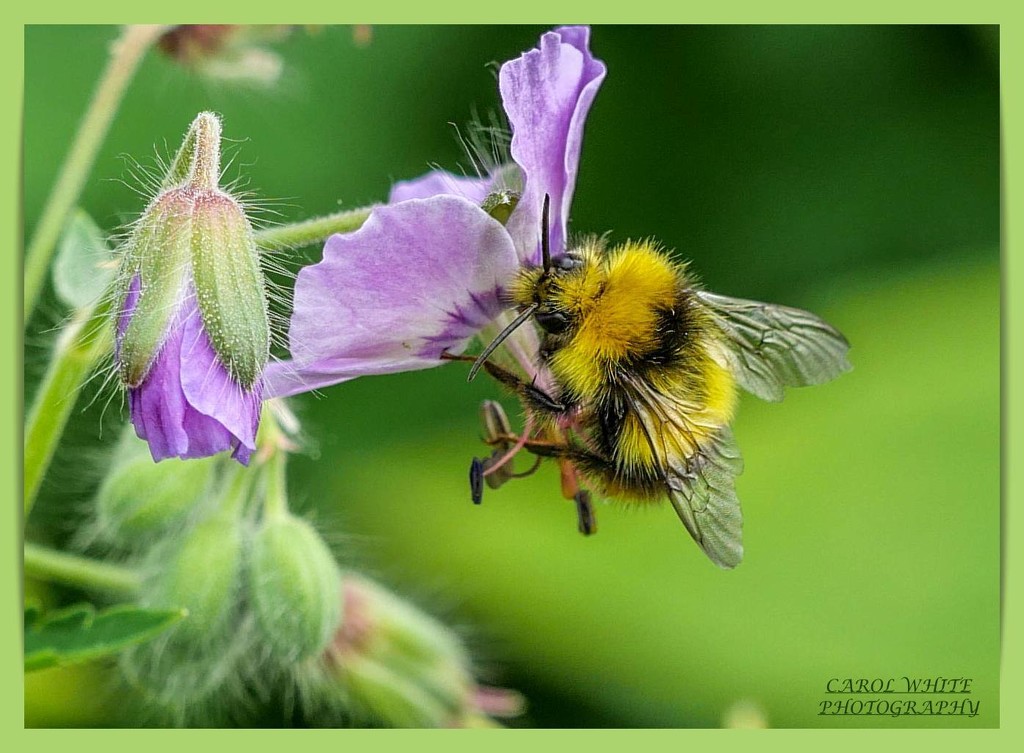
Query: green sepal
24 601 185 672
190 193 269 389
53 210 113 310
116 192 193 387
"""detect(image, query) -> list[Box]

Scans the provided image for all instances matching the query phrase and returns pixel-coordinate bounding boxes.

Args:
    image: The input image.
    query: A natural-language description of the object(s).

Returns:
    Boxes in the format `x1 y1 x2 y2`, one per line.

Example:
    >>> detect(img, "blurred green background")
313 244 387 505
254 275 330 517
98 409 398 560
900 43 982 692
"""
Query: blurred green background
24 25 1000 728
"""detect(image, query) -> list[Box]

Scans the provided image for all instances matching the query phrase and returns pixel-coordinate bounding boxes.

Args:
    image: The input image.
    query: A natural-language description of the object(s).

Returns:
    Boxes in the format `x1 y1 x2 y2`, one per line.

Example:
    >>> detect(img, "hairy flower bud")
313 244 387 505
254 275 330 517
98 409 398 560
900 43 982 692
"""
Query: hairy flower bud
315 575 523 728
249 513 342 663
121 478 252 719
150 508 245 643
95 430 216 545
114 112 269 464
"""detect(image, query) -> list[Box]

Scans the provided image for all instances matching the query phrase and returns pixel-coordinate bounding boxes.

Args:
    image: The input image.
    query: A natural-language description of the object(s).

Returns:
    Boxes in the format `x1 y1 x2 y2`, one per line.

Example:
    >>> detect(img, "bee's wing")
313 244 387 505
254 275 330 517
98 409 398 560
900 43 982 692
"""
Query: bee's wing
622 374 745 569
664 428 745 569
697 291 851 402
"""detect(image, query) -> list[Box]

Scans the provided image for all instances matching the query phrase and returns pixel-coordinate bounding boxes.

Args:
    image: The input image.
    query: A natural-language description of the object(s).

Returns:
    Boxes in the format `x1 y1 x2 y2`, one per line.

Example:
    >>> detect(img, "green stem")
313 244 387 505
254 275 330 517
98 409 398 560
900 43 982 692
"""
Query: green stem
220 462 257 518
24 24 166 323
262 447 289 519
252 407 289 519
24 299 113 520
253 206 375 253
24 542 141 597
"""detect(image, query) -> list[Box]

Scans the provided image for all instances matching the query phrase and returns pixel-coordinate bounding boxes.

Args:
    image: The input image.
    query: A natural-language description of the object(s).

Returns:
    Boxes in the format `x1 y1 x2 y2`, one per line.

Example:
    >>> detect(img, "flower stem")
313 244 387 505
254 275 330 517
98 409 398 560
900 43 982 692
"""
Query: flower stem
262 446 290 520
24 542 141 597
24 298 113 521
253 408 290 519
23 24 166 323
253 206 375 253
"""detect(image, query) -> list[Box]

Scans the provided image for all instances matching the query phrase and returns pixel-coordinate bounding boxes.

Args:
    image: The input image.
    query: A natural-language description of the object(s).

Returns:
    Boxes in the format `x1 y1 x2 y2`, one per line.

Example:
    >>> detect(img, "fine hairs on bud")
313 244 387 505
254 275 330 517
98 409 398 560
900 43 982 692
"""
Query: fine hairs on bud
120 498 251 723
92 428 218 548
248 511 343 665
112 110 295 374
113 111 272 389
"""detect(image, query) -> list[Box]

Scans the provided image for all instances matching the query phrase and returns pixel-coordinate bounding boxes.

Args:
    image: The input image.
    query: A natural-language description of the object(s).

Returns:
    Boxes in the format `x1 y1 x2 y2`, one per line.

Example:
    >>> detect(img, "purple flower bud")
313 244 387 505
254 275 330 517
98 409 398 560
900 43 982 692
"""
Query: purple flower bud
115 112 269 463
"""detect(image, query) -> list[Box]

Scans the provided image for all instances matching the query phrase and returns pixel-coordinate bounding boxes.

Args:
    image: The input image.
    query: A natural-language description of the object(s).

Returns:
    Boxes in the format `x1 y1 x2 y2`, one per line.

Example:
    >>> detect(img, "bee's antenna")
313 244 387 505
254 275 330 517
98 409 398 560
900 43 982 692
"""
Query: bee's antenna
541 193 552 273
468 304 540 382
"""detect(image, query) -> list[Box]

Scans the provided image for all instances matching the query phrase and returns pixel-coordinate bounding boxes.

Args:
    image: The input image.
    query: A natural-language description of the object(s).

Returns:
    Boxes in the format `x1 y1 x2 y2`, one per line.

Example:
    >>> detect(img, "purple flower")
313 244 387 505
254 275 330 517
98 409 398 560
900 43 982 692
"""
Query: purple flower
267 26 605 398
118 276 262 465
115 112 269 464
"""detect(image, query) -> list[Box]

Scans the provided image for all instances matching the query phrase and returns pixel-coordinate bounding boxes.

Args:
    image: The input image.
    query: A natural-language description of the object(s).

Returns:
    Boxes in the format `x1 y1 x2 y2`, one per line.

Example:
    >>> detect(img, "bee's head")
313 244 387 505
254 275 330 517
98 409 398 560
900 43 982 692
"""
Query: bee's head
508 252 588 335
467 196 587 380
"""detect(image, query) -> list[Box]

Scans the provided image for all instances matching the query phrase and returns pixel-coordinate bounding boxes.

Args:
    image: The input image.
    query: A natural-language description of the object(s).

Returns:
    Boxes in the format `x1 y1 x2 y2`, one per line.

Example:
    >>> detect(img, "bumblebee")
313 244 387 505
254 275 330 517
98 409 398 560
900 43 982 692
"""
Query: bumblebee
453 198 850 568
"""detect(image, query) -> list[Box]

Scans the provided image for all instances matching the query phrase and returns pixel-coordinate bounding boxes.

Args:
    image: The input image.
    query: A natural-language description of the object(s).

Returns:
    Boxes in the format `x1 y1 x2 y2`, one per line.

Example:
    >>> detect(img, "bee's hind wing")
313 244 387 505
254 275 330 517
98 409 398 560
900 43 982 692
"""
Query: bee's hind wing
697 291 851 402
665 427 745 569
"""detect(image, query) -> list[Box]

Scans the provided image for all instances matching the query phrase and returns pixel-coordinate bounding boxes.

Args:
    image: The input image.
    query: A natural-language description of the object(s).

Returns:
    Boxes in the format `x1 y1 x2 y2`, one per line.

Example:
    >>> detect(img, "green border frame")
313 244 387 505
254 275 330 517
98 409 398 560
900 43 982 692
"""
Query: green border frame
5 4 1019 749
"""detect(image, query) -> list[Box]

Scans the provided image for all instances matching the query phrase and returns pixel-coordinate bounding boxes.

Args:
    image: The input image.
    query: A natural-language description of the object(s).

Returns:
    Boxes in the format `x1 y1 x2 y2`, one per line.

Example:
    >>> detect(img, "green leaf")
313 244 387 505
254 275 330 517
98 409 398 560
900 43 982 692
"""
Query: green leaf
53 210 113 309
24 602 186 672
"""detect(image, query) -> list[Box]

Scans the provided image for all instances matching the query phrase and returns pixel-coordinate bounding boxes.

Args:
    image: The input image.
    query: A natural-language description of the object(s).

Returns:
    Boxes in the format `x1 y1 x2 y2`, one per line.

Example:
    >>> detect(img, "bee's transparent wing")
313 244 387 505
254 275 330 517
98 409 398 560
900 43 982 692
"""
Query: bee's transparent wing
664 427 744 569
622 373 745 569
698 291 851 402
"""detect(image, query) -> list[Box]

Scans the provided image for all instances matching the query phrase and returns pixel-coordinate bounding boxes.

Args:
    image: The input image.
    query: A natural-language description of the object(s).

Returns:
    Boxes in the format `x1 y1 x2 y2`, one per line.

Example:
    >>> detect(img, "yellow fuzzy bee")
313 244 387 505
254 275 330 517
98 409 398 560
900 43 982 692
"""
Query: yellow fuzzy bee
456 198 851 568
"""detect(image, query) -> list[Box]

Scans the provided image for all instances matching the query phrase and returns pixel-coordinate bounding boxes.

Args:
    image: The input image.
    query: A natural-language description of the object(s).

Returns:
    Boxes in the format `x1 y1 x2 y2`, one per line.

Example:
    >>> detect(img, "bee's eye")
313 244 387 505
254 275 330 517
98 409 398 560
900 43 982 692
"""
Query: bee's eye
535 309 572 334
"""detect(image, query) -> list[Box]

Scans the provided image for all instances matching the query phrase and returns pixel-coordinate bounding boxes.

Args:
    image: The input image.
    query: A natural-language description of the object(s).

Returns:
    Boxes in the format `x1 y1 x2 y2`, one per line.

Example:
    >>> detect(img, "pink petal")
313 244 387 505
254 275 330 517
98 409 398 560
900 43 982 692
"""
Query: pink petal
275 196 519 398
499 26 606 265
389 170 493 204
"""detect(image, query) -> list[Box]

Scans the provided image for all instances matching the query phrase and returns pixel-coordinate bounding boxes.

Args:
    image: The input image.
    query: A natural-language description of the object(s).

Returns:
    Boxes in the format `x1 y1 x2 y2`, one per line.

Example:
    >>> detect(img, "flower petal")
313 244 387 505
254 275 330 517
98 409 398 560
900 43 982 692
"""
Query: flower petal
178 294 262 455
499 26 606 264
129 288 261 463
128 316 191 461
273 196 519 398
389 170 493 204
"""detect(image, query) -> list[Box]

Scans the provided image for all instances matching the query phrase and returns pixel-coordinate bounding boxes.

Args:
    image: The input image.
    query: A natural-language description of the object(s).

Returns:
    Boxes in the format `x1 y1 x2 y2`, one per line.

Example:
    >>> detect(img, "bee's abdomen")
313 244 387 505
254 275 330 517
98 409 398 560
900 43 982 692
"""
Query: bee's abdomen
593 393 627 459
589 392 661 475
572 449 666 502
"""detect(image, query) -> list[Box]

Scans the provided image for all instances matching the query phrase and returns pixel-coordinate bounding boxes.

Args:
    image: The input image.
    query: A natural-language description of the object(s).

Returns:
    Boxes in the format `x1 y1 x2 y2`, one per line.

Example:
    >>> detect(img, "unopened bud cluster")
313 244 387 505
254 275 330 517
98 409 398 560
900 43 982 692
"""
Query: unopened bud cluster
121 465 343 719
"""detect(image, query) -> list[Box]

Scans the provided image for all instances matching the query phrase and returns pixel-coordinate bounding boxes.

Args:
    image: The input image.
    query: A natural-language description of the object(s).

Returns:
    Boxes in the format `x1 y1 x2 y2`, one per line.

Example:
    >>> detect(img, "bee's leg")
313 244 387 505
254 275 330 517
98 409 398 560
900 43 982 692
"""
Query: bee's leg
509 454 543 479
439 352 477 364
485 434 609 468
439 351 566 415
485 434 565 456
574 491 597 536
469 457 485 505
559 460 597 535
481 429 605 536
